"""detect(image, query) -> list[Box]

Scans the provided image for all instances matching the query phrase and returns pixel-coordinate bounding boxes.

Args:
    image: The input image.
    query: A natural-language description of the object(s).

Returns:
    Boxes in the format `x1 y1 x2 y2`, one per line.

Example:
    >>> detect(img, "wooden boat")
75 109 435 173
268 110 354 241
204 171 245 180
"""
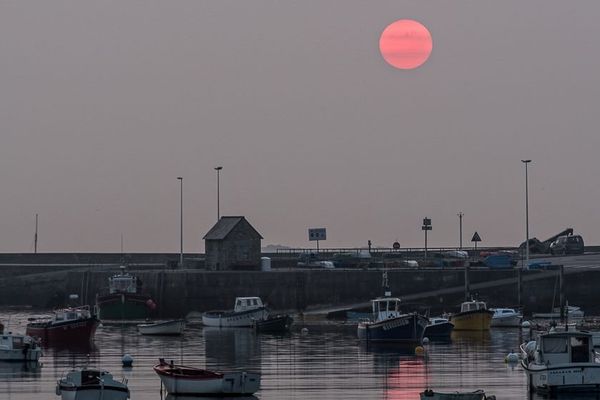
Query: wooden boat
0 332 42 362
26 306 99 344
490 308 523 327
96 266 156 321
202 297 269 328
56 367 130 400
137 319 185 336
521 329 600 394
253 314 293 333
357 296 428 343
420 389 495 400
424 317 454 338
449 300 493 331
153 358 260 395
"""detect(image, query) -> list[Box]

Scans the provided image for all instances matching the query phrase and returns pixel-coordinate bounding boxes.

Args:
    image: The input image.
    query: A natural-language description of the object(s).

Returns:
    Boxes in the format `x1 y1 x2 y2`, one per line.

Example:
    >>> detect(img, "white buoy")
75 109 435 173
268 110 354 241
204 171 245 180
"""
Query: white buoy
422 337 430 344
521 320 531 328
301 327 309 335
122 354 133 367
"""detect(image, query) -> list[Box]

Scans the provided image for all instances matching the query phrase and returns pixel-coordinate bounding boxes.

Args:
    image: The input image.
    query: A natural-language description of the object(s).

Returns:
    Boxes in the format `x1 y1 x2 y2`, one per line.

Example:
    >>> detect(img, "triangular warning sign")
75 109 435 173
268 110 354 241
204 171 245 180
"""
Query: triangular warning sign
471 231 482 242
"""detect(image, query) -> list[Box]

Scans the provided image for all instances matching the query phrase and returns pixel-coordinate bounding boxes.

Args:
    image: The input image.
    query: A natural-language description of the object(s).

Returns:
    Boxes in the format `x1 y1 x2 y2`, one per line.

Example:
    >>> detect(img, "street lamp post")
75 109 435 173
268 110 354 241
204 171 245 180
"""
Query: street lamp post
457 212 463 249
177 176 183 268
214 166 223 221
522 160 532 269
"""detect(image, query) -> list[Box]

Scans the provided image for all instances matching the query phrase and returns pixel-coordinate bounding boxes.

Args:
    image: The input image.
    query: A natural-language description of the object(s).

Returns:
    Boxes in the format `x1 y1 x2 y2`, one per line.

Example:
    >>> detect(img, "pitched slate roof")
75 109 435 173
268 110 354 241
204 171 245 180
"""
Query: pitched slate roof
203 216 263 240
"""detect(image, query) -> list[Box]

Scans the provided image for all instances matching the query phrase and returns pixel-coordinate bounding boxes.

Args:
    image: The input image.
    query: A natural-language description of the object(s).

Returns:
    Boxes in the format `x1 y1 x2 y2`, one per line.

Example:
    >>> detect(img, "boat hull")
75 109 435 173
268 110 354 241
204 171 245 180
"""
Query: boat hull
0 348 42 362
254 315 293 333
424 321 454 338
523 362 600 394
202 308 269 328
138 320 185 335
420 389 486 400
57 384 129 400
96 293 152 320
154 363 261 395
450 310 493 331
26 317 99 344
357 313 428 343
490 315 522 327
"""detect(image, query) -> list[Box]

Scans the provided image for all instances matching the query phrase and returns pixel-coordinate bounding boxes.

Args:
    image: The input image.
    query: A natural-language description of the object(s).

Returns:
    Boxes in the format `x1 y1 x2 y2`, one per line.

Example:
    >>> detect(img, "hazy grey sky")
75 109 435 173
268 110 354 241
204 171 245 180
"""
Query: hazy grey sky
2 1 600 252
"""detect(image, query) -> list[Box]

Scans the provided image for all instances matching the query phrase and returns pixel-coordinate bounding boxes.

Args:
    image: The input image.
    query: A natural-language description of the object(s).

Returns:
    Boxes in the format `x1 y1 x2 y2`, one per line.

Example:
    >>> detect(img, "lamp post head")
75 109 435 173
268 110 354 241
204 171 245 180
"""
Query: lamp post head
214 166 223 171
177 176 183 180
521 159 532 164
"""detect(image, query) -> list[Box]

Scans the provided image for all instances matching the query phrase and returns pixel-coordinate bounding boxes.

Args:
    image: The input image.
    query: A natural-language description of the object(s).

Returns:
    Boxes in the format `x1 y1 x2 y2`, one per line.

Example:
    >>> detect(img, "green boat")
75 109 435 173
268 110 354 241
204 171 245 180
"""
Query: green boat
96 266 156 321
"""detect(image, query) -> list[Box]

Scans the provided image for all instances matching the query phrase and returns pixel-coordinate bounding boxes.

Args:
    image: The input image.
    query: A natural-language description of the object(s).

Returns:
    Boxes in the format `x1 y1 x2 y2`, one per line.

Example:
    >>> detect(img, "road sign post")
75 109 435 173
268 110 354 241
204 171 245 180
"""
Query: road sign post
308 228 327 253
471 231 482 251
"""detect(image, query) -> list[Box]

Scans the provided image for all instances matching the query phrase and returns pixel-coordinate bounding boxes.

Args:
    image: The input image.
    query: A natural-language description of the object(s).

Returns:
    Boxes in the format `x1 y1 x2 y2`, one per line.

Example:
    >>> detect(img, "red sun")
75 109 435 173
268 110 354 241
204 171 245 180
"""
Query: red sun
379 19 432 70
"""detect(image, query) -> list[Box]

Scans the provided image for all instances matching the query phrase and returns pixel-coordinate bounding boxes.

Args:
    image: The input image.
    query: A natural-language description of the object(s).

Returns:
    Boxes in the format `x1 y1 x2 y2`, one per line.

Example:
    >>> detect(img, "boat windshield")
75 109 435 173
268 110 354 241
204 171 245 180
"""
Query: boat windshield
543 337 568 353
571 336 590 362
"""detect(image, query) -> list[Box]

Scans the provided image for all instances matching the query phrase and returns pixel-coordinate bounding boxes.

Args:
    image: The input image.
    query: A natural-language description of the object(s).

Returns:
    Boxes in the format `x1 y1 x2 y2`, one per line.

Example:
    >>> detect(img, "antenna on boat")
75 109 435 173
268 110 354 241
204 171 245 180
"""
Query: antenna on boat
34 213 38 254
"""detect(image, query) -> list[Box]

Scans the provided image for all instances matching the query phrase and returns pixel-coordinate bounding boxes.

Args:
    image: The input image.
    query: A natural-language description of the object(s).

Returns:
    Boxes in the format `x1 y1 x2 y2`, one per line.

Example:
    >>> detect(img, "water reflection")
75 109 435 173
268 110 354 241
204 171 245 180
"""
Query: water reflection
203 327 261 371
0 361 42 378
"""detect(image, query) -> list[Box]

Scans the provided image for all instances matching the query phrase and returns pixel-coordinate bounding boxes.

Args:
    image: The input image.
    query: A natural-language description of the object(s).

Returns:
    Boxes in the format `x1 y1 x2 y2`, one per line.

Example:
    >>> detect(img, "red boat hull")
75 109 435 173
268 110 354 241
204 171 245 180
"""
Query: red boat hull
26 317 99 344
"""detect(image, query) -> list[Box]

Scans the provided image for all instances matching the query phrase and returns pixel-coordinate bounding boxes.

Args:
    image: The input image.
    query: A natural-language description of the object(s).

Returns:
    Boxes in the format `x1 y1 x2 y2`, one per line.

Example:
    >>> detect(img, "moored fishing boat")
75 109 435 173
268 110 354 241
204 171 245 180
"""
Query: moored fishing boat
357 296 428 343
521 329 600 394
424 317 454 338
26 306 99 344
56 367 130 400
449 299 493 331
96 266 156 321
153 358 261 395
137 319 186 336
253 314 293 333
202 297 269 328
0 332 42 362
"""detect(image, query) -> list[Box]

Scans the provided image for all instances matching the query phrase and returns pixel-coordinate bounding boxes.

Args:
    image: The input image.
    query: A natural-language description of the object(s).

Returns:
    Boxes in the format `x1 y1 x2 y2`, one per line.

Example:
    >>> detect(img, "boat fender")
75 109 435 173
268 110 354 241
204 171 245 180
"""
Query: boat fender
505 352 519 363
415 346 425 356
422 337 430 344
301 328 309 335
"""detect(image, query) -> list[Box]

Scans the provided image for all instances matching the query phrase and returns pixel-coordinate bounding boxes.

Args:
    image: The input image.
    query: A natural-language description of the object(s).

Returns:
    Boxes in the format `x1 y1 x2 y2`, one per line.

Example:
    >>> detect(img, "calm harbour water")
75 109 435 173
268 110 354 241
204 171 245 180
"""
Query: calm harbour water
0 309 595 400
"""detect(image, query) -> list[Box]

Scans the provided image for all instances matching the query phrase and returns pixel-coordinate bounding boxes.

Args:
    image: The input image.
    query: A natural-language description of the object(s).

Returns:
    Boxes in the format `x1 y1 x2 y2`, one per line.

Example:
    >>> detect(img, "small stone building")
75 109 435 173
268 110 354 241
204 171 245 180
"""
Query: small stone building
203 216 263 271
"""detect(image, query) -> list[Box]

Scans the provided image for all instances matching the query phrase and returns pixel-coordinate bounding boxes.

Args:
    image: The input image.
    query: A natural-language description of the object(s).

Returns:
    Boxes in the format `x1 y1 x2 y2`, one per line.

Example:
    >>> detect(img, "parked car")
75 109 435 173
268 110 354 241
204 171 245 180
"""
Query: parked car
549 235 584 255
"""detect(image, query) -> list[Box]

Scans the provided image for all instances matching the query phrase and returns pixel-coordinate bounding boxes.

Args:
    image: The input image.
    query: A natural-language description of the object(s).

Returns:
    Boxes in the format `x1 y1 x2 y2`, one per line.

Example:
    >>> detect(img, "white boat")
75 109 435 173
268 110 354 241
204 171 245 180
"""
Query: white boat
420 389 494 400
0 331 42 362
56 368 129 400
153 358 260 395
532 305 584 321
202 297 269 328
137 319 185 335
521 329 600 394
490 308 523 327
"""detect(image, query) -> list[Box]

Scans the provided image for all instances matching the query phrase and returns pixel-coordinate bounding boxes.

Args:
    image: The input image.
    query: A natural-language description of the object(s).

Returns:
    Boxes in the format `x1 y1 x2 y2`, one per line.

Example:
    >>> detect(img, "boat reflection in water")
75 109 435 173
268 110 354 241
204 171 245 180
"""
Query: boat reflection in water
451 330 491 345
360 342 426 400
164 396 258 400
202 327 261 371
0 361 42 379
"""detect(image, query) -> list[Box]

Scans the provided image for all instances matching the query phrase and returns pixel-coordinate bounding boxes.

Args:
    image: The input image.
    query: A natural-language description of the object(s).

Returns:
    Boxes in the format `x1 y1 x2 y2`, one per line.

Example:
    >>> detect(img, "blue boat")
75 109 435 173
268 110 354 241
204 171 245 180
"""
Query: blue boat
424 317 454 338
357 296 428 343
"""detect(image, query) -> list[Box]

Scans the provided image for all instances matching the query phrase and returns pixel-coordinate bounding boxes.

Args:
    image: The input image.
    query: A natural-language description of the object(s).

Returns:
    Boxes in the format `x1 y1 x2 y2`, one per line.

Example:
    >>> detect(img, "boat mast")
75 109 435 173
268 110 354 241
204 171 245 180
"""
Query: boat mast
34 213 38 254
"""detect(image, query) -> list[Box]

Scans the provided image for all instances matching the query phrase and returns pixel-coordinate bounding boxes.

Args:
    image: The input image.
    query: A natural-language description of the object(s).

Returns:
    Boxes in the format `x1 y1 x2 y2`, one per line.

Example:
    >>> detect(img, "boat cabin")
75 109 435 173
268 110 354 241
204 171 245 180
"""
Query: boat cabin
108 267 138 294
535 331 594 365
460 300 488 313
0 333 35 351
491 308 519 317
54 306 92 323
371 297 402 321
233 297 264 312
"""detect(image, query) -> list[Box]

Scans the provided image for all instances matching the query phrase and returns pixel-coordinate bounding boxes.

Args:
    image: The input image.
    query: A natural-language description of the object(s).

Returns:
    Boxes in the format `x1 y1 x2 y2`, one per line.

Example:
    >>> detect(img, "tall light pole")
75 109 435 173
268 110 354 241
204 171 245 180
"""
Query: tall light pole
214 166 223 221
457 212 463 249
522 160 532 269
177 176 183 268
